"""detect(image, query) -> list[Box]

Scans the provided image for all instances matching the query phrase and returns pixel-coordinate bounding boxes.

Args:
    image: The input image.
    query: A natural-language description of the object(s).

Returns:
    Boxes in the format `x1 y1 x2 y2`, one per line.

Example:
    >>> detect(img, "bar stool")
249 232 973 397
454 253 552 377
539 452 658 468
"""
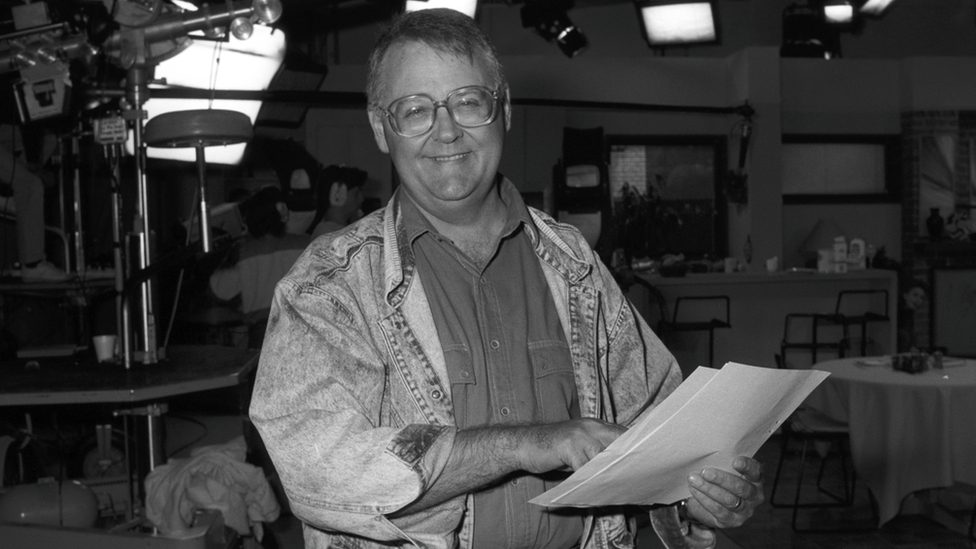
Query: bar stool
832 289 890 356
658 295 731 368
780 312 848 368
143 109 254 253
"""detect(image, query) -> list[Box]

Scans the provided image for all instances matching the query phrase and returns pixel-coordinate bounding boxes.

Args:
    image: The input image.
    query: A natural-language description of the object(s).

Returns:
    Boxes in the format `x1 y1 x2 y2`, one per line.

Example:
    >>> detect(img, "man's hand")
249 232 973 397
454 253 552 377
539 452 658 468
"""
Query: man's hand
515 419 626 473
683 456 764 529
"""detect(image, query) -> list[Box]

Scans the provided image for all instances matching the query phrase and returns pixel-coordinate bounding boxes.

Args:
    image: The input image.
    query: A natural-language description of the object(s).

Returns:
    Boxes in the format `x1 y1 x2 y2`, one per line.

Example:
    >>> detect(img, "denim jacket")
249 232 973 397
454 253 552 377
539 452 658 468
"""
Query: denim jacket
250 182 702 549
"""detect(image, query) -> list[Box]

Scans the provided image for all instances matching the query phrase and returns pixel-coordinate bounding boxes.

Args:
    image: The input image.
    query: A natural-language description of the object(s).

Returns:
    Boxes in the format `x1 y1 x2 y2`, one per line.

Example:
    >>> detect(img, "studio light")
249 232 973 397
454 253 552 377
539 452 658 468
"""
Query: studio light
405 0 479 18
129 24 286 164
635 1 718 48
520 1 588 58
858 0 897 16
169 0 199 11
780 2 841 59
823 1 854 25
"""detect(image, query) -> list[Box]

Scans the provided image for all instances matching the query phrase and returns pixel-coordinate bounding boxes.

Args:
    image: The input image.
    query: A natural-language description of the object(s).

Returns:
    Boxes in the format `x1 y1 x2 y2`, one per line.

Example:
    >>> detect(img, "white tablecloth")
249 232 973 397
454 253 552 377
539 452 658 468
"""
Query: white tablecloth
804 356 976 525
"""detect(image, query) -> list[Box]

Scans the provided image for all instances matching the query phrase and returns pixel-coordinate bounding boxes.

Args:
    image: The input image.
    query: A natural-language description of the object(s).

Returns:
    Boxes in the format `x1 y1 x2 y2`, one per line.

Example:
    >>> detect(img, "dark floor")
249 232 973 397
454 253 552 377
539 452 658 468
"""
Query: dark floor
716 435 976 549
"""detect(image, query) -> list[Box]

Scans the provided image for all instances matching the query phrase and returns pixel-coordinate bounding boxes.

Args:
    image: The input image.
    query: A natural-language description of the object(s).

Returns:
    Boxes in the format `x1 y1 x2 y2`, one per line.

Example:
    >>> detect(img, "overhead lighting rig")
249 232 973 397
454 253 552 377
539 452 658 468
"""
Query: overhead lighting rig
781 0 899 59
520 0 587 58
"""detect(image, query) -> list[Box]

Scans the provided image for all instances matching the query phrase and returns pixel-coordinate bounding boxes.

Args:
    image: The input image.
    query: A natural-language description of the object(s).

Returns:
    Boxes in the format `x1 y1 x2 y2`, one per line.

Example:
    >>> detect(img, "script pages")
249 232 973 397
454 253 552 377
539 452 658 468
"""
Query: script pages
529 362 829 507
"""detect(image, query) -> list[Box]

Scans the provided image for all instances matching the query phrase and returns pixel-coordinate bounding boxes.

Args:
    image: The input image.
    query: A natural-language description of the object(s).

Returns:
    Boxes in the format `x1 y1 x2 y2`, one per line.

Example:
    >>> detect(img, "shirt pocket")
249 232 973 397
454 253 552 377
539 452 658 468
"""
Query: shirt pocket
529 340 578 423
443 344 476 426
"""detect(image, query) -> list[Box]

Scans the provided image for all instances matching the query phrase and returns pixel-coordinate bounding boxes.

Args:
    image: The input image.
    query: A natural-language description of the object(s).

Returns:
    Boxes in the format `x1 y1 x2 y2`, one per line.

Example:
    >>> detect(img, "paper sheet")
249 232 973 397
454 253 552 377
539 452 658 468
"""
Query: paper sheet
529 362 829 508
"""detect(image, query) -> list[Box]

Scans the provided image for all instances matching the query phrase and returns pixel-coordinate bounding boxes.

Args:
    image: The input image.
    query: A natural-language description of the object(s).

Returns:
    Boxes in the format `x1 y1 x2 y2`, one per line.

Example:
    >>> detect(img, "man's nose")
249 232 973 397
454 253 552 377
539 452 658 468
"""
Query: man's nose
431 105 461 142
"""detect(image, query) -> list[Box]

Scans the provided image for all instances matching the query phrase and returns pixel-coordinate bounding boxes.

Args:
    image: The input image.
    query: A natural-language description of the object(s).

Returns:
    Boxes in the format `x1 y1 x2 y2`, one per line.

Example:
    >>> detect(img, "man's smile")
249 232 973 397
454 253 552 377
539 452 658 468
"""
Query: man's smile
428 152 470 162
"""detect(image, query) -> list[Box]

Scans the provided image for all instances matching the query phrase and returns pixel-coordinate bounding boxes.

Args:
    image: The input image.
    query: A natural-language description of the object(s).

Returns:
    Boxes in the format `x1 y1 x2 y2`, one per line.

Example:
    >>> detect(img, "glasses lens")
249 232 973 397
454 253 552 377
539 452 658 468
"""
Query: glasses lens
388 87 496 137
448 87 495 127
389 96 436 137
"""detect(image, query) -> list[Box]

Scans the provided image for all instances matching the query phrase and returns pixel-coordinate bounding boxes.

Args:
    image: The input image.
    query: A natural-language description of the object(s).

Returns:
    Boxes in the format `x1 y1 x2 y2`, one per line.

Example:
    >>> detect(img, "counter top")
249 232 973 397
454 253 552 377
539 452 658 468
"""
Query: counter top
635 268 896 287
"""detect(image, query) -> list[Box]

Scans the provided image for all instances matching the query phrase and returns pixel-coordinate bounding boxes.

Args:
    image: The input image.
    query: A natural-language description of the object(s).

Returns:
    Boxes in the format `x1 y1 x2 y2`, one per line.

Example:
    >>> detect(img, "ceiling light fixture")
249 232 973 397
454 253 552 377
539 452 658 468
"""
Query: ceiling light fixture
823 1 855 25
858 0 897 16
634 0 719 49
520 0 588 58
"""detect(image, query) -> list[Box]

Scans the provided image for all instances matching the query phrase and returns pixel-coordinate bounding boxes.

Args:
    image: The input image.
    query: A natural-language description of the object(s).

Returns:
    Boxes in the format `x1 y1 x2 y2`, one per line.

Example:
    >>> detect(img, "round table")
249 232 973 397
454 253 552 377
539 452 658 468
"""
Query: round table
804 356 976 525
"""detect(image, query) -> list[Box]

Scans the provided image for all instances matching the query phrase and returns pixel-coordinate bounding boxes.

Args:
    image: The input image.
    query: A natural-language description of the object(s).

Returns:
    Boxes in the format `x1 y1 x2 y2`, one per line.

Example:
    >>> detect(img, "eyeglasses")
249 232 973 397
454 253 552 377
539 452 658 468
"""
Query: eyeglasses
378 86 501 138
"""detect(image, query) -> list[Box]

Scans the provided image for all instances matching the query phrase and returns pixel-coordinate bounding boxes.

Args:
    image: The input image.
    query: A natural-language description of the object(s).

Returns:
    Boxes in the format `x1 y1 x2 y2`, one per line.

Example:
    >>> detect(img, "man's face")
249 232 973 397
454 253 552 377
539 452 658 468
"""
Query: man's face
368 41 510 221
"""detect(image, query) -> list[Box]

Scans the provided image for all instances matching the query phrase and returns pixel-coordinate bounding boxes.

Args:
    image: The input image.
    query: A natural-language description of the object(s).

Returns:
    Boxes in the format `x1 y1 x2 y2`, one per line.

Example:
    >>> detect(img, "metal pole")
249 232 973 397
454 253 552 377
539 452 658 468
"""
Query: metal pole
126 66 158 364
107 144 132 369
71 127 85 274
195 146 211 253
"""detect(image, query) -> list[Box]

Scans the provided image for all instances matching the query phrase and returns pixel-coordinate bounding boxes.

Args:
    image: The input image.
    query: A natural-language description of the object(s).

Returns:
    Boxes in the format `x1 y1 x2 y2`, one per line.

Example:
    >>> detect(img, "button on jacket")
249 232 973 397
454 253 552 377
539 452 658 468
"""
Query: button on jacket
249 178 694 549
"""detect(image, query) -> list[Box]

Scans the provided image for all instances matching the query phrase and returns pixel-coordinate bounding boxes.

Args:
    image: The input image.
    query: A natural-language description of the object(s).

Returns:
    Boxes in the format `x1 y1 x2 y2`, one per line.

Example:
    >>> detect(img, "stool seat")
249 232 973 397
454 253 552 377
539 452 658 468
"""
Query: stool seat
143 109 253 149
142 109 253 254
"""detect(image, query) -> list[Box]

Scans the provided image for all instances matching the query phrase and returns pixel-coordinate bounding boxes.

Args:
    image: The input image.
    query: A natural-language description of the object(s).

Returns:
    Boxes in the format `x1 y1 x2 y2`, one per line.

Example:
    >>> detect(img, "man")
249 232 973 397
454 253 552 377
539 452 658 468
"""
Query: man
210 186 309 348
249 8 763 549
307 164 367 238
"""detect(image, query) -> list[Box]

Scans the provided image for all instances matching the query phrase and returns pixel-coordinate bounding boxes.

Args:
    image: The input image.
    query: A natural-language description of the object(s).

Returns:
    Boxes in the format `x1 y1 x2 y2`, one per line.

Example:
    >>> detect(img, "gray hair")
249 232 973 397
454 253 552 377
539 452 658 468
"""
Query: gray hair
366 8 508 108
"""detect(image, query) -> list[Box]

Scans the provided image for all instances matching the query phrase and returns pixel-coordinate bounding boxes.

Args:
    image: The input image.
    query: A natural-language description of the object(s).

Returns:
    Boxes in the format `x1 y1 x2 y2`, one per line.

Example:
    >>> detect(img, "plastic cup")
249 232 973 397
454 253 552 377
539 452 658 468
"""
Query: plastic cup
92 335 117 363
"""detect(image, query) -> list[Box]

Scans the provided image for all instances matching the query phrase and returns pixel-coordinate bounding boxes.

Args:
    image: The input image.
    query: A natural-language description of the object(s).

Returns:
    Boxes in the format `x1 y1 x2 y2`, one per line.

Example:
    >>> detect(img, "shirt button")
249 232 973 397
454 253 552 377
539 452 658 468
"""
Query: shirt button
490 340 500 349
500 407 510 416
511 478 519 486
431 389 442 400
461 370 470 378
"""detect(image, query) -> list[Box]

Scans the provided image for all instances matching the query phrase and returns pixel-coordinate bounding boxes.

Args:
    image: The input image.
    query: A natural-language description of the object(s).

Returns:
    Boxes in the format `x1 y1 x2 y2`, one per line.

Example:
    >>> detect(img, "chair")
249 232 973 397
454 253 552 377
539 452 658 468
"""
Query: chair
832 289 890 356
780 312 848 368
658 295 730 368
769 354 878 532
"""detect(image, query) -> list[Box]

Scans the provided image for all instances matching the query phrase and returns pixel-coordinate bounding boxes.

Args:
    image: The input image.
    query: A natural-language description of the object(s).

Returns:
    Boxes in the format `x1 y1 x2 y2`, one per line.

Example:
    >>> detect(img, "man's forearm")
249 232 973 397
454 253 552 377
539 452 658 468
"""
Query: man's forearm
392 418 624 516
392 425 523 516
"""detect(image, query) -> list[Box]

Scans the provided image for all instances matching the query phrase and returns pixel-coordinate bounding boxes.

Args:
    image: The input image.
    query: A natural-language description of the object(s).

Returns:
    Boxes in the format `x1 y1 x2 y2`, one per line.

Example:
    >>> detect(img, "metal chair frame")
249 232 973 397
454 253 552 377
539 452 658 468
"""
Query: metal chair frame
833 289 890 356
658 295 731 368
770 354 878 532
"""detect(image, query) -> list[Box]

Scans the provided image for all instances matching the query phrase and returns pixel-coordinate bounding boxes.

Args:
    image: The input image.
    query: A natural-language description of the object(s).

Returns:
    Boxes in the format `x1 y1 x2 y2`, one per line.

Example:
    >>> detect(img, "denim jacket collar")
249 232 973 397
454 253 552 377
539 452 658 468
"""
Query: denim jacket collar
379 179 592 310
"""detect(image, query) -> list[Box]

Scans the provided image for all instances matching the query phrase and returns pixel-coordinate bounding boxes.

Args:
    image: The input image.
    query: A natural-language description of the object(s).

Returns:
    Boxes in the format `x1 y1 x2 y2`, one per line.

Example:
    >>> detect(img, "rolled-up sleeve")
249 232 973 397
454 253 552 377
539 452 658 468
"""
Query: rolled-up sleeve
248 270 460 543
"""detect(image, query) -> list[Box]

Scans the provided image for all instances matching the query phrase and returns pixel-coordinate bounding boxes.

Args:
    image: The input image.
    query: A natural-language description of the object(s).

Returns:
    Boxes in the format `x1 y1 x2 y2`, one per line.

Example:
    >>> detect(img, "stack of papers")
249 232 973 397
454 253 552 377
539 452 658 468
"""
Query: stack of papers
530 362 828 508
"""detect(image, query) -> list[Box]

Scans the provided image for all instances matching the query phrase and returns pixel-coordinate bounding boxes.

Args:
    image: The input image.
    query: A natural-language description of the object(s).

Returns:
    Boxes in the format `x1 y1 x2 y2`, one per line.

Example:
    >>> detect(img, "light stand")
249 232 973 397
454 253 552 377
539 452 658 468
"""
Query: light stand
98 0 282 365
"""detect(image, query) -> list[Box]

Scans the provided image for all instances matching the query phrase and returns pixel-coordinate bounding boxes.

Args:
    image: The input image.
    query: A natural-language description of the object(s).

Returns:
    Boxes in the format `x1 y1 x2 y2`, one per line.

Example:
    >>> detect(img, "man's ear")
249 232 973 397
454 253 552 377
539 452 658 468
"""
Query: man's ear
330 183 348 207
503 90 512 132
367 109 390 154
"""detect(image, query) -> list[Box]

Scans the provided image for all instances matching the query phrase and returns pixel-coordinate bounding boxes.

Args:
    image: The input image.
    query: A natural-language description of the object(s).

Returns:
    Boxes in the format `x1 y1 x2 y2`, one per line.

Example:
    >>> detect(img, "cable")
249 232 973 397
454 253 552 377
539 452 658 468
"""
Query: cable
163 413 209 459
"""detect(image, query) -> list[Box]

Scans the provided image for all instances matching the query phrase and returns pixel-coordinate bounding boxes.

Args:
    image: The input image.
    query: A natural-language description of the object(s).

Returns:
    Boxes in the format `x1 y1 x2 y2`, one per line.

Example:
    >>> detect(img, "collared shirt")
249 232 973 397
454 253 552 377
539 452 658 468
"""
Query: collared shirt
401 186 584 549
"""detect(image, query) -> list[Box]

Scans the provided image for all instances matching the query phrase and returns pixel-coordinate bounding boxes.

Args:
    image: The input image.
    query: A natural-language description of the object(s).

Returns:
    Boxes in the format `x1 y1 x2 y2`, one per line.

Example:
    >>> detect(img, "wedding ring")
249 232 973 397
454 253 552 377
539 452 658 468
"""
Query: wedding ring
731 496 744 512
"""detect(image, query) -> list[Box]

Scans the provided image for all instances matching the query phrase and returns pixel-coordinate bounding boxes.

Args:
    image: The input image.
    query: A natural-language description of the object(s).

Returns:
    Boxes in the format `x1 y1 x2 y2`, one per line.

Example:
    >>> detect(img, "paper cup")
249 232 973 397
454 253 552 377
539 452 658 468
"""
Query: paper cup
92 335 117 363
